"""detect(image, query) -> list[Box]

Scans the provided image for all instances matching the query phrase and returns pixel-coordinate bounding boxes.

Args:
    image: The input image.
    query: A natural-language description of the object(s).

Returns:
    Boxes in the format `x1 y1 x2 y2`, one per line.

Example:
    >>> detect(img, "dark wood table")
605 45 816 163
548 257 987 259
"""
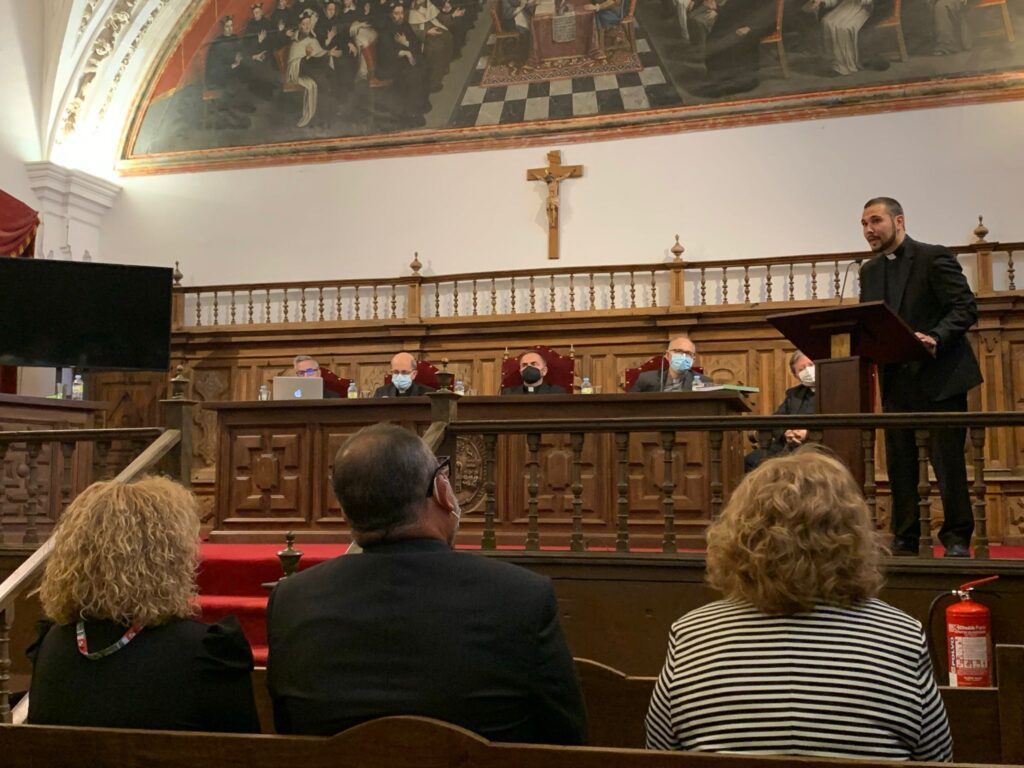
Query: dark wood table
204 392 750 548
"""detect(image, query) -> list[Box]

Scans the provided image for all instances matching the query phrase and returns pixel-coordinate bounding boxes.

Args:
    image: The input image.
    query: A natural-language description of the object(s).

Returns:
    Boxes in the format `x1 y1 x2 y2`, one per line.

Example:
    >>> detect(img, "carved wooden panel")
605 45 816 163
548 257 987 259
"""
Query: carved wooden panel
225 429 307 527
193 367 231 469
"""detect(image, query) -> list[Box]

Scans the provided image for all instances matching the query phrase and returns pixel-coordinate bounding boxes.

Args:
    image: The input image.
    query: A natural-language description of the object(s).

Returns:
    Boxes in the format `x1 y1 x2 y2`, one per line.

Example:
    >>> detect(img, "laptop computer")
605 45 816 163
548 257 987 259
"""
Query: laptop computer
272 376 324 401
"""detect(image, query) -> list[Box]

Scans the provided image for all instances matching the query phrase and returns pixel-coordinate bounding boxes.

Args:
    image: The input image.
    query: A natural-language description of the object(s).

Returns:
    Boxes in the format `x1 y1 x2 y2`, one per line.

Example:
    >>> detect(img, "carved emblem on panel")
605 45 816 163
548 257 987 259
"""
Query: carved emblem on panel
455 435 484 514
231 432 303 517
1007 497 1024 538
192 368 231 468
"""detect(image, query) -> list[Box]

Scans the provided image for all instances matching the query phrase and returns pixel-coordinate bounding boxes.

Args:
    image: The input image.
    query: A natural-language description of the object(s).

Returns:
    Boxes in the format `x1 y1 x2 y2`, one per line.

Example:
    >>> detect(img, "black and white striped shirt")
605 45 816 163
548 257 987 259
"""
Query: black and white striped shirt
645 599 952 762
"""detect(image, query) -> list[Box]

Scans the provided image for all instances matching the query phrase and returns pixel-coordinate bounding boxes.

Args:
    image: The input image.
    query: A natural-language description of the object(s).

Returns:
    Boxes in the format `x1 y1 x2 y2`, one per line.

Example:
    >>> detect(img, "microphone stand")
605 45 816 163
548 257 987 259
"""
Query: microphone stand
838 257 864 305
658 353 665 392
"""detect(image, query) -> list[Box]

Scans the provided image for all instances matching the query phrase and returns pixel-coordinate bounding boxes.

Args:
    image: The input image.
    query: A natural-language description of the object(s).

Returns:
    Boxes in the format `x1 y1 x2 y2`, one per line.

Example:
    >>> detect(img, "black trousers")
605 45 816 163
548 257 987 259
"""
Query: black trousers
882 366 973 547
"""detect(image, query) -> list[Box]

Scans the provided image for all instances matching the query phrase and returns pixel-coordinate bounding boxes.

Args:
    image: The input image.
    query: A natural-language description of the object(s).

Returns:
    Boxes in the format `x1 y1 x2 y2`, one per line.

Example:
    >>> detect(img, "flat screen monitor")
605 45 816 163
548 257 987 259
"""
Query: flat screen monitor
0 258 172 371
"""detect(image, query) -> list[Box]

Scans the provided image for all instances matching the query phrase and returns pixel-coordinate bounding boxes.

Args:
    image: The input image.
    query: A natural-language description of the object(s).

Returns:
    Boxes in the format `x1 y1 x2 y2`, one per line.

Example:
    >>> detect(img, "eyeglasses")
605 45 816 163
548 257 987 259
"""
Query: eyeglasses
668 348 695 356
426 455 451 497
296 367 318 376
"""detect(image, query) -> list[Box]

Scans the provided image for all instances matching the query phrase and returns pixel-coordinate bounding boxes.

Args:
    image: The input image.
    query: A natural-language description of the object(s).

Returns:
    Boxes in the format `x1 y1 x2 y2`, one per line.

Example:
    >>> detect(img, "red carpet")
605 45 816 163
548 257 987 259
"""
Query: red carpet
197 542 1024 665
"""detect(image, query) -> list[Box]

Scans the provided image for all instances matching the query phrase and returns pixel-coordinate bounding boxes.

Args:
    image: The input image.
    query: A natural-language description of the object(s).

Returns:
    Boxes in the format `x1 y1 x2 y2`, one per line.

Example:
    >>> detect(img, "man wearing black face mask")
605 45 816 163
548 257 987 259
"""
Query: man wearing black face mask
501 351 567 395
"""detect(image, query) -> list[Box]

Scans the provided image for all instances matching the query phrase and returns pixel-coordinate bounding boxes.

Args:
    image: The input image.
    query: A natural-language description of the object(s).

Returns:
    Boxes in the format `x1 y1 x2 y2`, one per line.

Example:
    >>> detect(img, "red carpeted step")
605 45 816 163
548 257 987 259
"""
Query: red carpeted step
197 544 348 597
198 594 270 664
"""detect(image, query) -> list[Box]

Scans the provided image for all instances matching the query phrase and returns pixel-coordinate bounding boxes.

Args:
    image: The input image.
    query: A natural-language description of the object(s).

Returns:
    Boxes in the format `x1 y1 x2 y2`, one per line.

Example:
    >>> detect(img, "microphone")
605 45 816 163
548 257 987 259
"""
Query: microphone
658 352 665 392
838 258 864 305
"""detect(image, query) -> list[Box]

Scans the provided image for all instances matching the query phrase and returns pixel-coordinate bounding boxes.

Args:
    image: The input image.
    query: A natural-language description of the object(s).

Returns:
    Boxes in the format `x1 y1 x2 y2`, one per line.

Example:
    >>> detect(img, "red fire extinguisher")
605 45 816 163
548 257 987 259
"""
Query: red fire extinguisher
946 575 999 687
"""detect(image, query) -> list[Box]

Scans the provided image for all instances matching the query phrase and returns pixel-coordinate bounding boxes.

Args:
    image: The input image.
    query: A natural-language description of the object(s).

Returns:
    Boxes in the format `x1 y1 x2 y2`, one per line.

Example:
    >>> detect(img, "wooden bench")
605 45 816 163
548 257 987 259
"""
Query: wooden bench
248 647 1024 763
1 715 1018 768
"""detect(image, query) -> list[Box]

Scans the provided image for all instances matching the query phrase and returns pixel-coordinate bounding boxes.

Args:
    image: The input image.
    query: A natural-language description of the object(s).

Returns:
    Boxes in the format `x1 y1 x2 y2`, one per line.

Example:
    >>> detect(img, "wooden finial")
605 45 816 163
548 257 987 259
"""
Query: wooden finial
169 364 189 400
410 252 422 274
435 358 455 391
277 531 303 579
671 235 685 261
173 261 183 286
973 216 989 244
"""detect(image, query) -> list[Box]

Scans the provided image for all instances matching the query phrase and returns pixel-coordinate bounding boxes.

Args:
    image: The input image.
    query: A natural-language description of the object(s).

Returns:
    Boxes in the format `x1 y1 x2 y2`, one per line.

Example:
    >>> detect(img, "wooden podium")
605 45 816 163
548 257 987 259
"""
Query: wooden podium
767 301 929 484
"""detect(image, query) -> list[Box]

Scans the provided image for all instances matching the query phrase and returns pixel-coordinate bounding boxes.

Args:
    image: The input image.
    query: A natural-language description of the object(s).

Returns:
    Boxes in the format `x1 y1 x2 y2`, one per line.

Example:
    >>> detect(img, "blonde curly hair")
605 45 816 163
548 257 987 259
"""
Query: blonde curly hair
39 476 200 626
706 445 883 614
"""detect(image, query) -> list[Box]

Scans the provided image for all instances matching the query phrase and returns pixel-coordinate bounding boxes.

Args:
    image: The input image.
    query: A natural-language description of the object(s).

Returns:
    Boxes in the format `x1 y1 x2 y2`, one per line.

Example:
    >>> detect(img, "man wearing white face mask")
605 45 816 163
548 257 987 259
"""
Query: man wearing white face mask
373 352 436 398
631 335 698 392
266 424 587 743
744 351 817 471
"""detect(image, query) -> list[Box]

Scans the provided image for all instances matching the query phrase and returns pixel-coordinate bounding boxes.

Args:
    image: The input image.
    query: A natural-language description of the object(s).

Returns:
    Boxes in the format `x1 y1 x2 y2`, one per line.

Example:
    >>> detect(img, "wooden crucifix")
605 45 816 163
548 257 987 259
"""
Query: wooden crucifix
527 150 583 260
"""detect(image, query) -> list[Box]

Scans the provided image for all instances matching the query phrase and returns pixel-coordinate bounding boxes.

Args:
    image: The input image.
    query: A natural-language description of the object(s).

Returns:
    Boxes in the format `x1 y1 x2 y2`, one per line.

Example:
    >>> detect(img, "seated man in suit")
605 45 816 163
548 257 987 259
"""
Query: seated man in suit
744 351 817 471
266 423 588 742
501 351 568 394
373 352 436 397
630 335 697 392
293 354 341 398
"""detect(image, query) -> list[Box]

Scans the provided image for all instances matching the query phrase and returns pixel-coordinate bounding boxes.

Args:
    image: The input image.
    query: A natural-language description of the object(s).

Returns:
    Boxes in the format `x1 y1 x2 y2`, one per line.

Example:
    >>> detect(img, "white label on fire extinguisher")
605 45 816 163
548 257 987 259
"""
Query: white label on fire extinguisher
949 635 989 686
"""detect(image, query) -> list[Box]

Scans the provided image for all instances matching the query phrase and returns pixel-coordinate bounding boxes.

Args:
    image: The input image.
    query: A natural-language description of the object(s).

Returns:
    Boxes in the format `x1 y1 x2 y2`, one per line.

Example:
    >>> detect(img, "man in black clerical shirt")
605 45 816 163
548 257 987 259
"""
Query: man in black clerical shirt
373 352 436 398
500 351 567 395
377 3 431 125
204 16 254 128
243 4 281 99
858 197 982 558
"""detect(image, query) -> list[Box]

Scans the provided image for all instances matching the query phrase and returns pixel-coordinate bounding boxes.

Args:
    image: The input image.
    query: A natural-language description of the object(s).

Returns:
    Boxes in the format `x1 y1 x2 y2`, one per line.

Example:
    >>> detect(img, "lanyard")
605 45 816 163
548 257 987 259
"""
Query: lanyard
76 621 144 660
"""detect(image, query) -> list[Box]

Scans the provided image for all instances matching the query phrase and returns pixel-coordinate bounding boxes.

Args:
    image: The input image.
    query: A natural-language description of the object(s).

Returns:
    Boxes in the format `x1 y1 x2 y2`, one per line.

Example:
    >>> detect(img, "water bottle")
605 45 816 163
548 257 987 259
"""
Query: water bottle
347 381 358 399
454 379 466 395
258 383 270 401
580 376 593 395
692 372 704 390
71 375 84 401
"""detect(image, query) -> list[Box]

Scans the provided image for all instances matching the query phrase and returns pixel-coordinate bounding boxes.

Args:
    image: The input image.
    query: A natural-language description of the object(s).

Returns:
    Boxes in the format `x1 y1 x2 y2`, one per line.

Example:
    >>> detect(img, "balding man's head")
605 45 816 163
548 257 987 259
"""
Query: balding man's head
332 424 436 542
390 352 417 376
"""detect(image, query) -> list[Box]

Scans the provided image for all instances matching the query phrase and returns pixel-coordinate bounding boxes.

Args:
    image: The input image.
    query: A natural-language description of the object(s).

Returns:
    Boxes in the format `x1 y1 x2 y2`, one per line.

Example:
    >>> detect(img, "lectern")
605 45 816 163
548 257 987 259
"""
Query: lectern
768 301 929 484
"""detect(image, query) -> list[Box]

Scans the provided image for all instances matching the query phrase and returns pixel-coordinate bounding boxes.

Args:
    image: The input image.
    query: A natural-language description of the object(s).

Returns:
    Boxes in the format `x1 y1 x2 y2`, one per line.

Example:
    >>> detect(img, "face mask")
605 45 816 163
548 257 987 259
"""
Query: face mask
798 365 816 387
669 353 693 374
522 365 543 385
392 373 413 392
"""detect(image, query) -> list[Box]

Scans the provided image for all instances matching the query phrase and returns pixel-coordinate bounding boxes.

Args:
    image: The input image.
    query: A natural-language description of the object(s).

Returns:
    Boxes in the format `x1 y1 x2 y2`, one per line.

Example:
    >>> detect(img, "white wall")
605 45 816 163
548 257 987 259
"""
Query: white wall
0 0 43 206
99 99 1024 286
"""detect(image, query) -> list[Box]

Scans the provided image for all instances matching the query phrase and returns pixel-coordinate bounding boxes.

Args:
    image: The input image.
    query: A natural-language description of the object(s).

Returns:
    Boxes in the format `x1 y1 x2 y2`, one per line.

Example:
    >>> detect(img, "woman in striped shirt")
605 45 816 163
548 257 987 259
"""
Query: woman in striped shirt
645 446 952 761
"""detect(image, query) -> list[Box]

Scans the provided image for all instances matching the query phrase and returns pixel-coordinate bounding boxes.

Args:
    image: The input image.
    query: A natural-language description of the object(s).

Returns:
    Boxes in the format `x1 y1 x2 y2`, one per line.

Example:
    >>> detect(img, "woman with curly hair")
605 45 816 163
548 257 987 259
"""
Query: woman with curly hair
645 446 952 761
27 476 259 732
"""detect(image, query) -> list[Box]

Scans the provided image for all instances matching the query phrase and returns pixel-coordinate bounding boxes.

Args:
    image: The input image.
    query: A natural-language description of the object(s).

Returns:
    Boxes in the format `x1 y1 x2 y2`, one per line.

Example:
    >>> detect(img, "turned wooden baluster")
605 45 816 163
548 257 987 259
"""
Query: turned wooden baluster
810 261 818 300
230 291 236 325
195 292 203 326
510 277 517 314
472 280 478 316
482 434 497 550
355 286 362 319
862 429 877 528
247 289 254 324
433 283 440 317
709 430 724 521
766 264 773 302
721 267 728 304
23 441 42 545
743 265 750 303
391 285 398 319
282 290 290 323
588 273 596 310
525 432 541 551
833 260 841 297
300 288 307 322
264 288 271 323
93 439 114 481
788 263 795 300
609 272 616 309
970 427 989 559
335 287 343 320
615 432 630 553
629 271 636 308
650 270 657 307
372 284 379 319
0 605 11 724
570 432 585 552
490 278 497 315
660 431 676 553
60 441 75 517
549 275 556 311
318 287 325 321
916 429 933 558
1007 250 1015 290
0 444 8 541
212 292 220 325
529 276 536 313
699 267 707 305
569 274 575 311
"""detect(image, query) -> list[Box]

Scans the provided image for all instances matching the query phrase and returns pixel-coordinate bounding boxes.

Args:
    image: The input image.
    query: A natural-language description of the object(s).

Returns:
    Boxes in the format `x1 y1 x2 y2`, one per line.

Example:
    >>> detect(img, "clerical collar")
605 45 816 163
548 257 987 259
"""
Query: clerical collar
884 240 907 261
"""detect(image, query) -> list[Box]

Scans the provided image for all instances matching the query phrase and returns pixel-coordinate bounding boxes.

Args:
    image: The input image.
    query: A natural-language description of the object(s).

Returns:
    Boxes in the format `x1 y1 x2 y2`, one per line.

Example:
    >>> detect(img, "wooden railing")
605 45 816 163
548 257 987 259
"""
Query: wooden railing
171 224 1020 329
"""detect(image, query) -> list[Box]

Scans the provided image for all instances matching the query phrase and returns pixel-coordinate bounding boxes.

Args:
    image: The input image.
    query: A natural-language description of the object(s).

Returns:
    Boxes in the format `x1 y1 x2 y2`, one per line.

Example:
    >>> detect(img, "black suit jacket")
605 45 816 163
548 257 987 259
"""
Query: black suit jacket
372 381 436 398
630 368 694 393
766 384 816 456
859 236 982 402
266 538 587 743
500 382 568 395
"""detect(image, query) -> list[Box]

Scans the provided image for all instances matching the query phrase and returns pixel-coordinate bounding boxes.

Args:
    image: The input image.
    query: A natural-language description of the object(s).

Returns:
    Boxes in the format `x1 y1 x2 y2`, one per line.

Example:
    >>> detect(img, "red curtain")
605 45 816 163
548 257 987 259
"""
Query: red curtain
1 189 39 393
0 189 39 257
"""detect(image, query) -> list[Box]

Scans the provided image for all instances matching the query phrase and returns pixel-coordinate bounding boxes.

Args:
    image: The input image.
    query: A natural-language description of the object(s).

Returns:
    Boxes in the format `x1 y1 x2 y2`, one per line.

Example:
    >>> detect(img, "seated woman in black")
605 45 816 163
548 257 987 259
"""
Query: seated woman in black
28 476 259 732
